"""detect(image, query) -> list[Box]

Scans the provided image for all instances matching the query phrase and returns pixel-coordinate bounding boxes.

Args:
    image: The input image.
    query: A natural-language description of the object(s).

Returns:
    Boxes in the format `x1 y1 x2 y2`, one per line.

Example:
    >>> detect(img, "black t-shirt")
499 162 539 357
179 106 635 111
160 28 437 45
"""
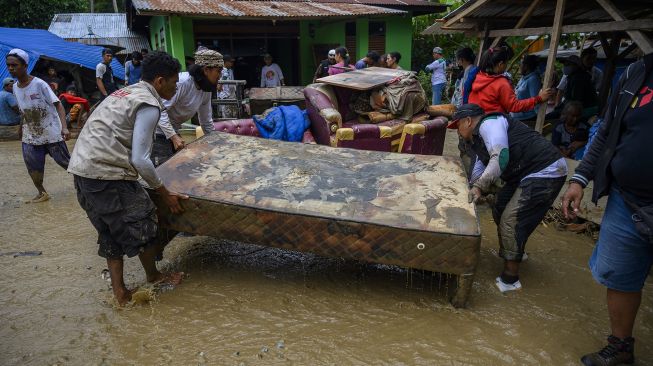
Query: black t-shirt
317 59 330 79
611 69 653 203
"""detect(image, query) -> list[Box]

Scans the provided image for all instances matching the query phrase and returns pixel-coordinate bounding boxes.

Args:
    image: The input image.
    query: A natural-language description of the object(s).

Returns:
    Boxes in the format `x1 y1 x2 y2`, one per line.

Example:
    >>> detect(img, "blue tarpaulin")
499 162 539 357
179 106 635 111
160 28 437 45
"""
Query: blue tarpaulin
0 27 124 82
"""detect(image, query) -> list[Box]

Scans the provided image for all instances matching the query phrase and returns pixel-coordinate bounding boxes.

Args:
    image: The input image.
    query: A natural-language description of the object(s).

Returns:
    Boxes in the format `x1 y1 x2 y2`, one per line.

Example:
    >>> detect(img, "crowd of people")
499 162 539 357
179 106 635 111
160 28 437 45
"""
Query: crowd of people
3 37 650 366
312 46 406 81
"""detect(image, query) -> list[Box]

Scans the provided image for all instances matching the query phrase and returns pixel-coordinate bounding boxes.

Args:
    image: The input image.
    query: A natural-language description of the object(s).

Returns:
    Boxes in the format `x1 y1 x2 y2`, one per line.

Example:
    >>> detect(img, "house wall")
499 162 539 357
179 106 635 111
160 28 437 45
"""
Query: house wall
385 15 412 70
149 16 194 70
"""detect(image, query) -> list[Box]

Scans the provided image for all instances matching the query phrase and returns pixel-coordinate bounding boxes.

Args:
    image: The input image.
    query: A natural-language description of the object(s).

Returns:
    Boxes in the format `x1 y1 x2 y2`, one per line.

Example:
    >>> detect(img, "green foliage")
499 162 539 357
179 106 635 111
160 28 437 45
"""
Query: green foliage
416 70 433 102
0 0 87 29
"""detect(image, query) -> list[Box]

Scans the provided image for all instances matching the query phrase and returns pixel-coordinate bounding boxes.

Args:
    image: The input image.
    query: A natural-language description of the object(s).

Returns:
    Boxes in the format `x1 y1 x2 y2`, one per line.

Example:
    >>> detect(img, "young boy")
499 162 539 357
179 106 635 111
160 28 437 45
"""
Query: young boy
6 48 70 203
68 51 187 305
551 101 589 160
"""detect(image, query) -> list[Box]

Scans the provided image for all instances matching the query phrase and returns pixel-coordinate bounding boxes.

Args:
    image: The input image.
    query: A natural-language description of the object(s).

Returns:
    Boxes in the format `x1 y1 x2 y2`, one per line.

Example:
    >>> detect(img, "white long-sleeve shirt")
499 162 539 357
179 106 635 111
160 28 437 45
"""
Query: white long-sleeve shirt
156 72 213 138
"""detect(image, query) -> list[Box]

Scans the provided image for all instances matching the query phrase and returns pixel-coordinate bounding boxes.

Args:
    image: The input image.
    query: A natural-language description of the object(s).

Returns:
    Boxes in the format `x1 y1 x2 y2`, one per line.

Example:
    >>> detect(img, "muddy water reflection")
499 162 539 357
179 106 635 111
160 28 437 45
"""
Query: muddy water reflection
0 141 651 365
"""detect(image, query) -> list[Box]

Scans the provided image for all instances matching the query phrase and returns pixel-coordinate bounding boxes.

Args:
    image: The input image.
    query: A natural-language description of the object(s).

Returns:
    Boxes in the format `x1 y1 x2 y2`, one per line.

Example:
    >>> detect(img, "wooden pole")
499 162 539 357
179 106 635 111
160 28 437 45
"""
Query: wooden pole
597 33 621 111
535 0 566 133
476 23 489 65
595 0 653 54
490 0 543 48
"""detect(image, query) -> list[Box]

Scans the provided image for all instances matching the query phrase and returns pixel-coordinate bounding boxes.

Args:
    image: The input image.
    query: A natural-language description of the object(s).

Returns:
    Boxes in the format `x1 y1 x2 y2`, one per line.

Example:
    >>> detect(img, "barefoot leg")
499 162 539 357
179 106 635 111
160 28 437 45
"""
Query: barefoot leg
107 258 132 306
138 244 162 283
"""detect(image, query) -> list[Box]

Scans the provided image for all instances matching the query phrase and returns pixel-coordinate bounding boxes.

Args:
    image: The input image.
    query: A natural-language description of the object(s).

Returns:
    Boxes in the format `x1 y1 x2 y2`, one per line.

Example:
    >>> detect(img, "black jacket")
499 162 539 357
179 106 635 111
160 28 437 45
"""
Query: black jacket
571 53 653 203
471 112 562 184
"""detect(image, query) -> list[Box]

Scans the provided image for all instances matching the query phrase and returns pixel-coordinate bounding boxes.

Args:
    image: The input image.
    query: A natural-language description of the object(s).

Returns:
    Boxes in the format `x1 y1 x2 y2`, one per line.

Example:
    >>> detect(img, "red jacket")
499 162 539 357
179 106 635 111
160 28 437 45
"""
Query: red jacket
59 93 90 111
469 72 541 114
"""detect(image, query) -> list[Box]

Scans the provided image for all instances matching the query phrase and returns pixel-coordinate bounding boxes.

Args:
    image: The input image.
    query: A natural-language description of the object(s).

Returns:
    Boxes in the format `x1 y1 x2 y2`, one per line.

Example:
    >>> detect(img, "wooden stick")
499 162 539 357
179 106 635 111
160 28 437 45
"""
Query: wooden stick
490 0 543 48
594 0 653 53
535 0 566 133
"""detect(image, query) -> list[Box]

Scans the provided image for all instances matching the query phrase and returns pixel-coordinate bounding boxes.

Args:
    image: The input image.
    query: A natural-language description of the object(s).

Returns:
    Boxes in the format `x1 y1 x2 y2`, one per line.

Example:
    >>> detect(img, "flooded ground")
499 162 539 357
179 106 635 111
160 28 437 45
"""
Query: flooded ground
0 139 651 365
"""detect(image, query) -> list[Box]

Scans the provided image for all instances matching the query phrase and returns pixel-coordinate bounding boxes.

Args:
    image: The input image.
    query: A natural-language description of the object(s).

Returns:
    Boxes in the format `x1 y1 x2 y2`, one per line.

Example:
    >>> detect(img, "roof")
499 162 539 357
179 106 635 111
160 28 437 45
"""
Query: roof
0 27 124 81
130 0 442 18
48 13 150 53
439 0 653 31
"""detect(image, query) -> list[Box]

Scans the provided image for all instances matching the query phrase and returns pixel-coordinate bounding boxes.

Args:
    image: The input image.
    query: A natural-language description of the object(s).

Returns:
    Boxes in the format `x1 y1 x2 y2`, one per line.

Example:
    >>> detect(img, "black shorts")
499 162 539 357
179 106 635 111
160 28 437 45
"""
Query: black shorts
74 175 158 259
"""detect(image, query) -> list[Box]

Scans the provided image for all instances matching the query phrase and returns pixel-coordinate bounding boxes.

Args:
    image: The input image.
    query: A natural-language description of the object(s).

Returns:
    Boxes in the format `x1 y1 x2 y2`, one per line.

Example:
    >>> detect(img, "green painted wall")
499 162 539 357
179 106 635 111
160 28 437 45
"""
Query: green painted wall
168 15 187 70
182 18 195 56
385 15 413 70
149 16 165 50
298 19 346 85
355 18 369 61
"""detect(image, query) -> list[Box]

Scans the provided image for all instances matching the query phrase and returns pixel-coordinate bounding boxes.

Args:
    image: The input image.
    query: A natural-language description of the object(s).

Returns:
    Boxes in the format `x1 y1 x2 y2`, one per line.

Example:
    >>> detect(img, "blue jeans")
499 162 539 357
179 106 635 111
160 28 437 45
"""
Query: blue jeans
432 83 445 105
589 188 653 292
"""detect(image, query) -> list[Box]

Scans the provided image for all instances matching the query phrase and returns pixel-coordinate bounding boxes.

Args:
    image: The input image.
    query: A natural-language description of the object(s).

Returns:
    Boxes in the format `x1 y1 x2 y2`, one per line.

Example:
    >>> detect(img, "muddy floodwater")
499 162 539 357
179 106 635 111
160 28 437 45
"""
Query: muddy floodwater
0 140 651 365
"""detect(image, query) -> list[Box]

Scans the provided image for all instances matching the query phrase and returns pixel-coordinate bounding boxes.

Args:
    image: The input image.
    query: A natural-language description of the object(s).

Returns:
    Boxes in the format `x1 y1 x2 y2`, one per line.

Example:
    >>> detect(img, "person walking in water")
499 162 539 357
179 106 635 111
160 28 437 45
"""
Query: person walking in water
6 48 70 203
68 51 188 306
449 104 567 293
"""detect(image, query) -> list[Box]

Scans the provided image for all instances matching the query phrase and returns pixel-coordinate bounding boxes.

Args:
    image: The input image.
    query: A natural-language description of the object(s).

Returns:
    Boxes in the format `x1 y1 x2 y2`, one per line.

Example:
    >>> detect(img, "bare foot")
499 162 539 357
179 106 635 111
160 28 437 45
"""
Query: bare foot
113 287 138 307
148 272 184 286
26 192 50 203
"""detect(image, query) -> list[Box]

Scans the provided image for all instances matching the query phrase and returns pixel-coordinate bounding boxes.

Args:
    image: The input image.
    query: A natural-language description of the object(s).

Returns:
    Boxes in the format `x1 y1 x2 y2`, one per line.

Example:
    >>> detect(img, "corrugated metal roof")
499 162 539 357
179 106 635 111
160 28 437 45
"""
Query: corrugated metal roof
48 13 150 52
0 27 124 81
440 0 653 31
131 0 410 18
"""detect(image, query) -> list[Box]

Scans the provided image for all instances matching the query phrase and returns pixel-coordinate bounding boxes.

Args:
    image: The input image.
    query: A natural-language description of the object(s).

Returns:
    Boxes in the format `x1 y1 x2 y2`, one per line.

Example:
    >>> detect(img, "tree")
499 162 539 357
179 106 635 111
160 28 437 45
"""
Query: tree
0 0 87 29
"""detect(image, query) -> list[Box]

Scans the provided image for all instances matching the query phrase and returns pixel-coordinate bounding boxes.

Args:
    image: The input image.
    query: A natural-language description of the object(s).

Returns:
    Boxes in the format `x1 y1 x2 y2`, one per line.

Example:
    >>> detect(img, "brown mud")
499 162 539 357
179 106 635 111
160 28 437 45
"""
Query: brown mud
0 140 651 365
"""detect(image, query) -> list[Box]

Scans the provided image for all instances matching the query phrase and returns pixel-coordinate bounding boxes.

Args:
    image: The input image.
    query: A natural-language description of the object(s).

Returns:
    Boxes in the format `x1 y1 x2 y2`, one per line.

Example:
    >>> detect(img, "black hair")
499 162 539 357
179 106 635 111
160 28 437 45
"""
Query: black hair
141 51 181 82
478 45 513 74
335 47 349 65
562 100 583 116
366 51 380 63
66 84 77 92
581 47 598 58
6 53 27 66
131 51 143 61
455 47 475 64
521 55 539 73
102 48 113 56
140 48 149 54
388 51 401 63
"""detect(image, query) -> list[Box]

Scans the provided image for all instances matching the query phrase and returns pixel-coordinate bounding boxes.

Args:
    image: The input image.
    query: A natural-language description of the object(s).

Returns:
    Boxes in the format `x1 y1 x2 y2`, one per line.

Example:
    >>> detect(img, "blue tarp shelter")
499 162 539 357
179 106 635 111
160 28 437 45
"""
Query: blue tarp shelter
0 27 124 82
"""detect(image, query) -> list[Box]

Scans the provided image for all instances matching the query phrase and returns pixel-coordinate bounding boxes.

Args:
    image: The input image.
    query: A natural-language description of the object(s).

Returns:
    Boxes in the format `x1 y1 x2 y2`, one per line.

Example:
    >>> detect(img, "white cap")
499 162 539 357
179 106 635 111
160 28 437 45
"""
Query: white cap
8 48 29 65
328 49 336 56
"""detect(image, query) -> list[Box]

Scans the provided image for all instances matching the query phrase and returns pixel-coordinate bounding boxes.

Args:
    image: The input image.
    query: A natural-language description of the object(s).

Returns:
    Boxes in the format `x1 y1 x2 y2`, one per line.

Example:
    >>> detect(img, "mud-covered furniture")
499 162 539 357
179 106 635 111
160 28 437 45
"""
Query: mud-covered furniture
150 132 481 307
195 118 315 144
304 83 445 154
399 117 448 155
249 87 305 116
335 124 393 152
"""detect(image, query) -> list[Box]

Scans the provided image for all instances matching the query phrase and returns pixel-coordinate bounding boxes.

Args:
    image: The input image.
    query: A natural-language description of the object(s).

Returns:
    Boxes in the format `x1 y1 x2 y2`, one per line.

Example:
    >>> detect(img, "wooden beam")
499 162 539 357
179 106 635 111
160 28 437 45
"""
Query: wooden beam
452 19 653 38
535 0 566 133
490 0 543 48
594 0 653 53
598 34 622 111
476 22 490 65
443 0 491 29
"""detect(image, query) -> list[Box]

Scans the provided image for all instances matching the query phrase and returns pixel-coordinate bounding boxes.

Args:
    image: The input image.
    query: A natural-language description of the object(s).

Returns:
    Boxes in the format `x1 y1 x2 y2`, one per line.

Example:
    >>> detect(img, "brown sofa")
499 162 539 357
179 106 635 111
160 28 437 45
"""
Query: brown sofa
304 83 446 154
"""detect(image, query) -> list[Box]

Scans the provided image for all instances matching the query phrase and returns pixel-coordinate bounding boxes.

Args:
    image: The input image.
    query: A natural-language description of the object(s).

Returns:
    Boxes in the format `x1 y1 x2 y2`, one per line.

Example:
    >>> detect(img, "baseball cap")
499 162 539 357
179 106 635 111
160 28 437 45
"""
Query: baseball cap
433 47 444 54
3 77 14 87
328 49 336 56
447 104 484 129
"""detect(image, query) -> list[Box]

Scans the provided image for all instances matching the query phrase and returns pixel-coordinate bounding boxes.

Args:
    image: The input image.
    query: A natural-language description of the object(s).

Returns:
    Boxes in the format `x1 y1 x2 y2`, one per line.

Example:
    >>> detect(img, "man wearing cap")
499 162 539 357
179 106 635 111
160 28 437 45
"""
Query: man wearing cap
6 48 70 203
0 77 20 126
425 47 447 105
450 103 567 293
152 48 223 166
96 48 118 100
556 55 598 116
313 50 336 83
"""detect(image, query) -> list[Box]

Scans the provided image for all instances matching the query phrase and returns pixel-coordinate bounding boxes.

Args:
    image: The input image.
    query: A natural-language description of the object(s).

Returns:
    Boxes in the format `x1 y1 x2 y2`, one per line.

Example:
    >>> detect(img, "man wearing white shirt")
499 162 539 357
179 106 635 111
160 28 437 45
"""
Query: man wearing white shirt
152 48 223 166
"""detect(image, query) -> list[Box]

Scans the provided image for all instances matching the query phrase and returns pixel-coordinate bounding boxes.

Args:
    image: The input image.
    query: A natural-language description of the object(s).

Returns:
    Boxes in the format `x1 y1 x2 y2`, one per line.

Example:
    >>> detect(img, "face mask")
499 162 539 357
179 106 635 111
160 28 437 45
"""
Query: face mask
562 65 576 76
189 64 217 93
